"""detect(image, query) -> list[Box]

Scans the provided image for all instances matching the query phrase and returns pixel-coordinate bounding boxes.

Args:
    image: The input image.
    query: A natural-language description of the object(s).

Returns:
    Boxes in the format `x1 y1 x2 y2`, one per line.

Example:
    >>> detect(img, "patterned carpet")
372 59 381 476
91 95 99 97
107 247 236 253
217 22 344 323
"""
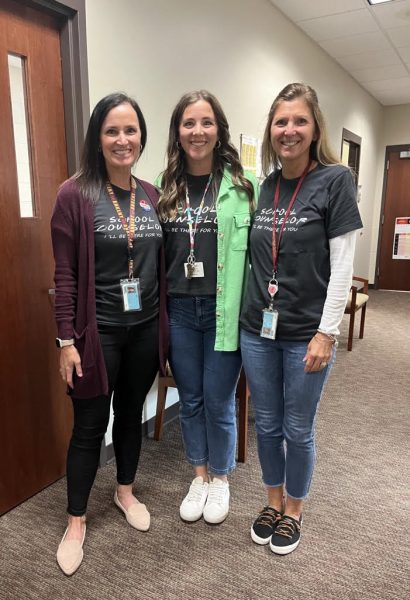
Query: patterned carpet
0 290 409 600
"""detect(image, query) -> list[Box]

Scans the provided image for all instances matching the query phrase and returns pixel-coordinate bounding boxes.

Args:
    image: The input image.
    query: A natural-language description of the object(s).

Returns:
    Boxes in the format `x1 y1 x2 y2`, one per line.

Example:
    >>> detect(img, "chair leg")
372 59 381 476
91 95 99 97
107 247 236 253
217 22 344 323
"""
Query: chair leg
154 383 167 441
236 370 249 463
359 304 367 339
347 311 355 351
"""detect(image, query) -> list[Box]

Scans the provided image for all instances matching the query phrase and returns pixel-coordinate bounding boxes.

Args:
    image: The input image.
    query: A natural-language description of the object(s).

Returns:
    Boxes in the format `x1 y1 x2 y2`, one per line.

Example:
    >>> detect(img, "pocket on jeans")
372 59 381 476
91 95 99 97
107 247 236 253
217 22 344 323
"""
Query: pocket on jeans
167 298 184 325
201 297 216 320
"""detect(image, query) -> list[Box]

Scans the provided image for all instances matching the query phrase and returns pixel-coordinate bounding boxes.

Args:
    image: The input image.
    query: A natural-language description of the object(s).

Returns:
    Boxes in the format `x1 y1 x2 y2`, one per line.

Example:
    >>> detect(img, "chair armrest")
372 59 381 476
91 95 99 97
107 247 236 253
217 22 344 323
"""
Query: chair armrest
352 276 369 294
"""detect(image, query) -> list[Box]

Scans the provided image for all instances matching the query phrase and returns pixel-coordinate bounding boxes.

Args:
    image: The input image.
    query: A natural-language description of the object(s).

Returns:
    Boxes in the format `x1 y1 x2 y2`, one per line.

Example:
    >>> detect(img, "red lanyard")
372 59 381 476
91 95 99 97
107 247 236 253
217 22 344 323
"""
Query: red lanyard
271 161 311 277
106 178 136 279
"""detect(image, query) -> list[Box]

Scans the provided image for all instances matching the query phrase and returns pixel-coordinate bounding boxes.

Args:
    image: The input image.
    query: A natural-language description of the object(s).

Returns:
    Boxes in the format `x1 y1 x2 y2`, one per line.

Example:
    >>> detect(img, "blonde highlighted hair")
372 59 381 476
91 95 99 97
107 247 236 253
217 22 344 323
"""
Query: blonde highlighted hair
261 83 340 177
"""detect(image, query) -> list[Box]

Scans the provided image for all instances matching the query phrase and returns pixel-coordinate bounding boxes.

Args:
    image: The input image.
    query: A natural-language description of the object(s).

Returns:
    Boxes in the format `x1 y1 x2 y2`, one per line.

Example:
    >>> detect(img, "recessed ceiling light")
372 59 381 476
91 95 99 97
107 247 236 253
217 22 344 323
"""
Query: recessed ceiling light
368 0 395 5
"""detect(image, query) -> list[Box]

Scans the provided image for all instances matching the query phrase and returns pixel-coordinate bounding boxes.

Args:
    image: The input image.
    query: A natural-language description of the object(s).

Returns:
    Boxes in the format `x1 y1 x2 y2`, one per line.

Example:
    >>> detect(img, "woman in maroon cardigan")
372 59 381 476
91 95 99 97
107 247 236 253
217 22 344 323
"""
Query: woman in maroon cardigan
51 93 167 576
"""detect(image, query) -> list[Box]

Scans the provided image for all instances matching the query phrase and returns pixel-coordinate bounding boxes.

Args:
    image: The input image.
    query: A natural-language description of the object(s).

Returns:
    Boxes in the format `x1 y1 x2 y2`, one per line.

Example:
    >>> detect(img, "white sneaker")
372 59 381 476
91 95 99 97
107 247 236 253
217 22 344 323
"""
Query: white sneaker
179 476 209 522
203 478 230 524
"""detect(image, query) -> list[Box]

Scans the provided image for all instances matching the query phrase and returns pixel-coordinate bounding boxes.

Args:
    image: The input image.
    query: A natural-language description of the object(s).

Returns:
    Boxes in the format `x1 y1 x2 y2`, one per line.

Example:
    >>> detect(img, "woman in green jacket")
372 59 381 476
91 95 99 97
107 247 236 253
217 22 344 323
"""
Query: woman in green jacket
157 90 258 525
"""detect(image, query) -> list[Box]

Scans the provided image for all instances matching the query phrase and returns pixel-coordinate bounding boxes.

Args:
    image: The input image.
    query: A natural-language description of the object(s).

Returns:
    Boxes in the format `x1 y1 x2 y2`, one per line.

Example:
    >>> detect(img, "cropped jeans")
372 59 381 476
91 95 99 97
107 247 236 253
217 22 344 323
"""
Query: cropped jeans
240 328 335 499
168 296 242 476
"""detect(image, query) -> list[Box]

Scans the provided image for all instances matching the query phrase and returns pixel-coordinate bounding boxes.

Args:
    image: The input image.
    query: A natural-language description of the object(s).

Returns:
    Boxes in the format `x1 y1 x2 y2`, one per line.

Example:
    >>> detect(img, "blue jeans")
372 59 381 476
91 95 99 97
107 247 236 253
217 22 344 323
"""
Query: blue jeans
240 328 335 499
168 296 242 475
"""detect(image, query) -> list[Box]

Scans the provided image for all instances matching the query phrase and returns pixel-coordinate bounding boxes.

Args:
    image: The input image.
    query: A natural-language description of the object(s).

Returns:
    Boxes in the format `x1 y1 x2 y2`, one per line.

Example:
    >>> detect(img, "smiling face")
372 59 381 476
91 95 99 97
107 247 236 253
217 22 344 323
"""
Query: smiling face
178 99 218 175
270 97 317 176
100 102 141 181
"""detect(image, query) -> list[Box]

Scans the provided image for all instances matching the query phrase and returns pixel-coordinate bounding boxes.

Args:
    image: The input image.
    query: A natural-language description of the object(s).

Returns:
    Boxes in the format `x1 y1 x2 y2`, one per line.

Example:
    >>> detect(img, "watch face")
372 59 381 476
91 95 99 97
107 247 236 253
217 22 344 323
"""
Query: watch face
56 338 62 348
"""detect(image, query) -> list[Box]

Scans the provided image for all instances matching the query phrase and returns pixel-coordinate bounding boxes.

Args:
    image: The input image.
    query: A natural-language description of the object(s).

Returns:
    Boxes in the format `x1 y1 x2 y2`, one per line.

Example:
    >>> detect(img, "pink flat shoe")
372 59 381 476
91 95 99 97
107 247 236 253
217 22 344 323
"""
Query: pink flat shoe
56 523 86 576
114 490 150 531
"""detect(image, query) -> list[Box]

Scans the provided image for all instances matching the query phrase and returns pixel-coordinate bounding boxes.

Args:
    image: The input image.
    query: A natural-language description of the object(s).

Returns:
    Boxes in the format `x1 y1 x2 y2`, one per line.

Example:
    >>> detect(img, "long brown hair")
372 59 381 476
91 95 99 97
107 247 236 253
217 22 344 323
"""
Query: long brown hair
261 83 340 177
74 93 147 204
157 90 254 219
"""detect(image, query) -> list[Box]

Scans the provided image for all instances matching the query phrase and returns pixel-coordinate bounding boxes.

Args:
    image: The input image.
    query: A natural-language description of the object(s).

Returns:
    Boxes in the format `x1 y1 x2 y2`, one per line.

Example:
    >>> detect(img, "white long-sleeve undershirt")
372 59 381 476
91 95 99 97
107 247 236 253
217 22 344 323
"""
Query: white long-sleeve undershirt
318 230 358 336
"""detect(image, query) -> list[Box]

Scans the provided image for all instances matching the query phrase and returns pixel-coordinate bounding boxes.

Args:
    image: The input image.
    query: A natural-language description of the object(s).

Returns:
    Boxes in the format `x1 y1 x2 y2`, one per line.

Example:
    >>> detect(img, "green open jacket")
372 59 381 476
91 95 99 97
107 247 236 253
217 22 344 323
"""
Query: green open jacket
156 167 259 351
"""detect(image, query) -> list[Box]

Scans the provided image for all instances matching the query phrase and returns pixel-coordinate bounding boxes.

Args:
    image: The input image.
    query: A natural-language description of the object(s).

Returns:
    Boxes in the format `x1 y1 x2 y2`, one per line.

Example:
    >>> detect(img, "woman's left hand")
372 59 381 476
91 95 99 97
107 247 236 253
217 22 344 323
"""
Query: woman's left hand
303 333 333 373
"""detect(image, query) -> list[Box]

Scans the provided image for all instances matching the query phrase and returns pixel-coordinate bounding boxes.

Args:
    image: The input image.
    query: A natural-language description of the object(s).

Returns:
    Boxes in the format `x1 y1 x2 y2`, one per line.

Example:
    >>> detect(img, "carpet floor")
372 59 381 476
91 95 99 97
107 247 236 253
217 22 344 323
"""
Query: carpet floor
0 290 409 600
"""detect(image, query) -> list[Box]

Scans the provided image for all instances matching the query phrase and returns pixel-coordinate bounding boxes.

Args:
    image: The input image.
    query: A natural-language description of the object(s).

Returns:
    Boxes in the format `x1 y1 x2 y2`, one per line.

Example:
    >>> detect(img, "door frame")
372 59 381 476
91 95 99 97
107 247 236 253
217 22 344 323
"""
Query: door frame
19 0 115 465
20 0 89 175
340 128 361 189
375 143 410 288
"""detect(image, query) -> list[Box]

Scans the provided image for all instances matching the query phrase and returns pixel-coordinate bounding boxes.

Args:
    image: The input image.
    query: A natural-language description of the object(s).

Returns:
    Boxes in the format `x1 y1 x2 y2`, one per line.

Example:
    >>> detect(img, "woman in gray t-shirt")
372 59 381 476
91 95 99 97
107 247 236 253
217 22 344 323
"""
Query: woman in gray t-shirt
241 83 362 555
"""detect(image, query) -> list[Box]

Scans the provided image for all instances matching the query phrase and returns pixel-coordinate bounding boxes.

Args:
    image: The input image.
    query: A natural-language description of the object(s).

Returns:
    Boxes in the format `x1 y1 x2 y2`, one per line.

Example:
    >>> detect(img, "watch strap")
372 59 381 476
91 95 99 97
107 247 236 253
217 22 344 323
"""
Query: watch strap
56 338 75 348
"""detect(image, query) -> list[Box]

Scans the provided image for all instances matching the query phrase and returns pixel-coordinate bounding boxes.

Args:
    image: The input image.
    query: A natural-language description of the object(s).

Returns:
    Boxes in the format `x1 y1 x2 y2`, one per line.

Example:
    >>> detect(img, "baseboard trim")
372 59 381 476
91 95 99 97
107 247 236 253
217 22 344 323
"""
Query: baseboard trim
100 401 180 466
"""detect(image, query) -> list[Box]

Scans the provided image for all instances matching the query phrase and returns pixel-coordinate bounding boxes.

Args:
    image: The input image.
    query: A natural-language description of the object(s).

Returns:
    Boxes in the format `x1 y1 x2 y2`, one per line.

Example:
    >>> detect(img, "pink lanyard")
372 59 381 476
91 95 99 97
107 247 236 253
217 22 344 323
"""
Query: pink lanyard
185 174 213 264
106 178 136 279
268 161 311 300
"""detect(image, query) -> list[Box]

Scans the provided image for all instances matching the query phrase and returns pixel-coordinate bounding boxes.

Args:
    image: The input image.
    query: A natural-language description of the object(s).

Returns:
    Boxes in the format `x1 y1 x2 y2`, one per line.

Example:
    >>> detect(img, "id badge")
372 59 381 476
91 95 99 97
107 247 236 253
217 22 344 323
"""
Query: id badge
184 261 204 278
260 308 278 340
120 278 142 312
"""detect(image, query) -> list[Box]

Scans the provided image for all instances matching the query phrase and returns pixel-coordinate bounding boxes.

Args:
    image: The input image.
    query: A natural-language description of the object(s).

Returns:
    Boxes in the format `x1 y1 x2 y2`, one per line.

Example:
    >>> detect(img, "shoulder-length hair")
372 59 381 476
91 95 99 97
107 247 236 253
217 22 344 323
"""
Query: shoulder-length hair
157 90 254 219
74 92 147 204
261 83 340 177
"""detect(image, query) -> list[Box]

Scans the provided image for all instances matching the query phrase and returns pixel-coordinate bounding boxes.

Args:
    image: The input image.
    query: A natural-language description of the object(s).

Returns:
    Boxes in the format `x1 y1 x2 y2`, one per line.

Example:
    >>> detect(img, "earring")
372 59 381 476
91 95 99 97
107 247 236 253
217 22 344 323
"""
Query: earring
139 144 144 153
176 141 181 149
215 140 221 150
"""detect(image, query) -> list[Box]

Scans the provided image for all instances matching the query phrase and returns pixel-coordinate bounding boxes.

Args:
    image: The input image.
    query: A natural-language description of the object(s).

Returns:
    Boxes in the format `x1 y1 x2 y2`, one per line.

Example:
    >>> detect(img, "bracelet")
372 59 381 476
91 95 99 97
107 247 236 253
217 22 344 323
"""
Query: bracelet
315 330 338 346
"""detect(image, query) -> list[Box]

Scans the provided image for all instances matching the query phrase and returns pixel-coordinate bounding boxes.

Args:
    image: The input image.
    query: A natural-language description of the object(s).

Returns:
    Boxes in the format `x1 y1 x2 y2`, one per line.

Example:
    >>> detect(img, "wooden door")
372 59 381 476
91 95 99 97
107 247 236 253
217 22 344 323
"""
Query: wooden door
378 150 410 291
0 0 72 515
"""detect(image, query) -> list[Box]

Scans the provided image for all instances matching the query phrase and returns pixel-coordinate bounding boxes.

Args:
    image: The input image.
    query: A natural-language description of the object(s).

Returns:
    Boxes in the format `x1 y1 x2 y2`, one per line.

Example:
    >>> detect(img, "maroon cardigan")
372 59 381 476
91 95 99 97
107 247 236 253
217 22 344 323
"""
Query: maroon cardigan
51 177 168 399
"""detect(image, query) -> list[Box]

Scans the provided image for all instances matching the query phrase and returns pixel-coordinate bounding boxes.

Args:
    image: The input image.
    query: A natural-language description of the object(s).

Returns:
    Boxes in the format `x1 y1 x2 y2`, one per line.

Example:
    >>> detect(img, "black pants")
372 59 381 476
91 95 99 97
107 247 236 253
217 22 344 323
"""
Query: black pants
66 317 159 516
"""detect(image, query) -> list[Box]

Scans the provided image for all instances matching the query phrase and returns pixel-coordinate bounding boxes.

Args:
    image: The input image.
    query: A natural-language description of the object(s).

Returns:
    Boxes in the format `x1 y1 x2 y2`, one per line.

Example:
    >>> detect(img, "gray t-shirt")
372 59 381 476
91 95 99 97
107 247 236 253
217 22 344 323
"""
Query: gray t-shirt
94 180 163 326
240 164 363 341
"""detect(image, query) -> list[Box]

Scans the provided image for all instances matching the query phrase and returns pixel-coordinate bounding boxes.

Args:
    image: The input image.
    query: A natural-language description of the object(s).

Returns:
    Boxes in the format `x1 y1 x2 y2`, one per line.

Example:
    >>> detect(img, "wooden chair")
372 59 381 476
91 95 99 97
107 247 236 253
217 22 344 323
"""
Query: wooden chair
344 276 369 351
154 366 250 463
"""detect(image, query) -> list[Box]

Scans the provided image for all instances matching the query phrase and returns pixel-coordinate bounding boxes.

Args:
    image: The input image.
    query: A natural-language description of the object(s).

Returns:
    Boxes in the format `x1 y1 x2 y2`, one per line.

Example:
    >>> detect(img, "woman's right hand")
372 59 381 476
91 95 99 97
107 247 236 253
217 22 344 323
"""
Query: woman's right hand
59 345 83 388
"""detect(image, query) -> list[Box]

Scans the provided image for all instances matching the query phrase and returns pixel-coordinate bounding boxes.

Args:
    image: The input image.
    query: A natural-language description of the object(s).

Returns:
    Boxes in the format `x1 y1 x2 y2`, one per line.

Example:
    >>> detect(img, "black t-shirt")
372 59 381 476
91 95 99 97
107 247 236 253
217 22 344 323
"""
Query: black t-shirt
240 164 363 341
161 173 218 296
94 180 163 326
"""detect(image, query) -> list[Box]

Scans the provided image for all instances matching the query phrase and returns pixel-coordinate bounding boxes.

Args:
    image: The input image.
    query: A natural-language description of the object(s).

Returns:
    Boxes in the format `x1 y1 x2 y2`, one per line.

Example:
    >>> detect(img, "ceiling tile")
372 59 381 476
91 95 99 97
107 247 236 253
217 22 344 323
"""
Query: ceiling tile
351 64 409 82
269 0 364 22
268 0 410 106
363 76 410 92
337 48 401 70
372 88 410 105
387 25 410 47
370 0 410 29
320 31 390 57
298 10 379 42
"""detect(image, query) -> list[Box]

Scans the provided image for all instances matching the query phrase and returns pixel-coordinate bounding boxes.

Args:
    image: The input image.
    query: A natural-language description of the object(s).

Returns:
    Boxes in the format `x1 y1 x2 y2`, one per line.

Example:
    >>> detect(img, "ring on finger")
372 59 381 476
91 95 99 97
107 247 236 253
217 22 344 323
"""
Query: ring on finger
320 362 328 368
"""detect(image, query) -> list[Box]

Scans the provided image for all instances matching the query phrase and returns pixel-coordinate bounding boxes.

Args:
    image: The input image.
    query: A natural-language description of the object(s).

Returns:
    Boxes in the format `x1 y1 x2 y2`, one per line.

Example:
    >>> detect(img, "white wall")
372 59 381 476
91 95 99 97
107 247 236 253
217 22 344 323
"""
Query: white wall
382 104 410 146
84 0 408 425
85 0 386 277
